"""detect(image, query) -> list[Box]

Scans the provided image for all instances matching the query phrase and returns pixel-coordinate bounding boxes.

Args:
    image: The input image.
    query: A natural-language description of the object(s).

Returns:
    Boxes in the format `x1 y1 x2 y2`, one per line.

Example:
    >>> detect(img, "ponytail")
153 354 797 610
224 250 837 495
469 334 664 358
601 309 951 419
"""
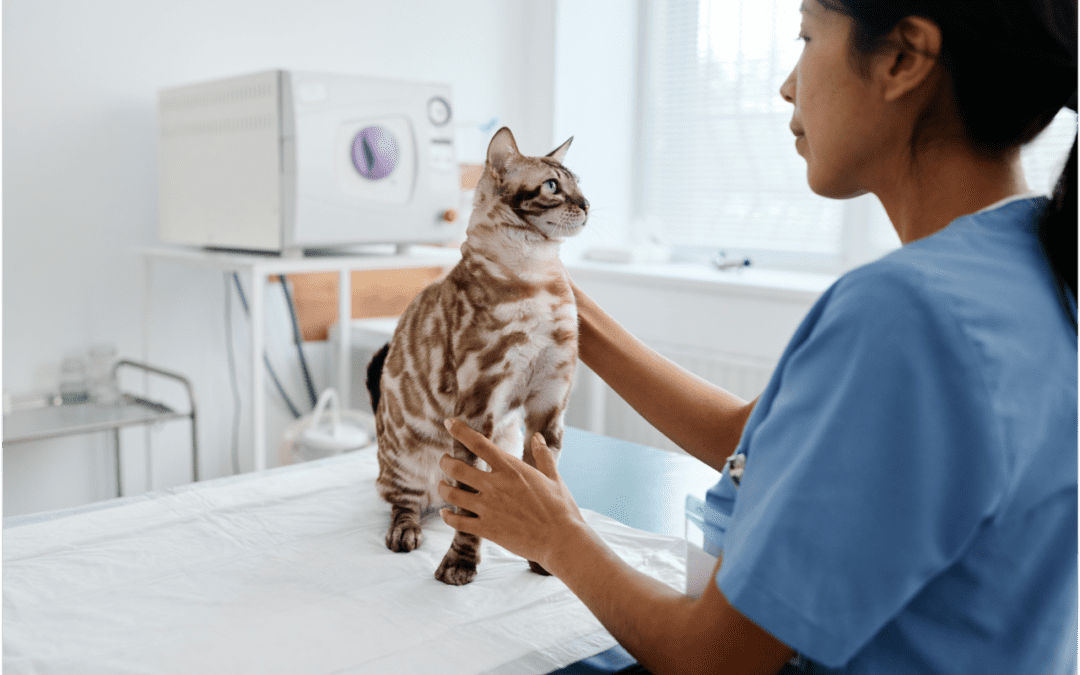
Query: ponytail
1037 127 1077 330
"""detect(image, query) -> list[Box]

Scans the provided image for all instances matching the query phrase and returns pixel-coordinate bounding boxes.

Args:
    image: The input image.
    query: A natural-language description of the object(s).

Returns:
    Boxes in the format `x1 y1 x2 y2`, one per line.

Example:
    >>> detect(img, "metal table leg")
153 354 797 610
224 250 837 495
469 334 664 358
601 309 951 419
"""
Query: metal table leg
114 428 122 498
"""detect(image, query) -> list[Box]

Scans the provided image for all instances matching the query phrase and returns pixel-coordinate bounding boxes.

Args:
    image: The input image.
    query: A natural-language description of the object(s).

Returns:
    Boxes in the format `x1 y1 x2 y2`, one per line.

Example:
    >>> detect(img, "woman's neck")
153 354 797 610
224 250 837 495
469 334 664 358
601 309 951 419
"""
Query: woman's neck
874 142 1031 244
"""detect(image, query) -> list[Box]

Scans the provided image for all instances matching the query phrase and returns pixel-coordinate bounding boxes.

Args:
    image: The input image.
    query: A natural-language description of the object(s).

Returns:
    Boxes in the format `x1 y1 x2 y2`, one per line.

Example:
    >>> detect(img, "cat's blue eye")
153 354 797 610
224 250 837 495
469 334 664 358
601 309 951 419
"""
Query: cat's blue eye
544 179 559 193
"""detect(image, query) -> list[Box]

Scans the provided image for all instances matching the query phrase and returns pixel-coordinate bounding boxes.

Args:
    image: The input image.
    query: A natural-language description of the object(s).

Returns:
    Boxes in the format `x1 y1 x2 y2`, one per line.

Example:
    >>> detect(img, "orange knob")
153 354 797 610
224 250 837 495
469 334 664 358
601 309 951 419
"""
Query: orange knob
441 209 458 223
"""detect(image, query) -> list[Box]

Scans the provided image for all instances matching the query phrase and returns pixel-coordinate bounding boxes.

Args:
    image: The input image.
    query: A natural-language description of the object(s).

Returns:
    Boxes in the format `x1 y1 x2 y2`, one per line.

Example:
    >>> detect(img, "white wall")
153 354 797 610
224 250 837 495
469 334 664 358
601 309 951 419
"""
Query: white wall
3 0 556 516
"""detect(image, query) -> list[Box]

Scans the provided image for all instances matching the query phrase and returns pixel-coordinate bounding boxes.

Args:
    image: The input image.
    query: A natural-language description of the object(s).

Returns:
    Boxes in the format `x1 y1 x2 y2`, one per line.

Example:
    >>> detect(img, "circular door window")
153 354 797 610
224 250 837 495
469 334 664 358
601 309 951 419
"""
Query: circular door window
352 126 398 180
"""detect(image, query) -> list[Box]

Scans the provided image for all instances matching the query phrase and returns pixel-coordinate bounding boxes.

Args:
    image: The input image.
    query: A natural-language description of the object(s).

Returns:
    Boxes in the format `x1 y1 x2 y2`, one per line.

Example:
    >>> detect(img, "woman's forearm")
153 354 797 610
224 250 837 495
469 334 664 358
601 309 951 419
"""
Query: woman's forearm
549 526 700 672
547 525 793 675
574 285 756 471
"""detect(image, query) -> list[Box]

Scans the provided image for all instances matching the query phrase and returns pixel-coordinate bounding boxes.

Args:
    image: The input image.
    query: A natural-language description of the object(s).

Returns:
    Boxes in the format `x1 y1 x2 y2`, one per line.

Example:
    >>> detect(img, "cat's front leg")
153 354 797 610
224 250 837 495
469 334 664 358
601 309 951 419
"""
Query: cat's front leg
377 440 430 553
386 502 423 552
522 395 571 576
522 346 574 469
435 429 485 586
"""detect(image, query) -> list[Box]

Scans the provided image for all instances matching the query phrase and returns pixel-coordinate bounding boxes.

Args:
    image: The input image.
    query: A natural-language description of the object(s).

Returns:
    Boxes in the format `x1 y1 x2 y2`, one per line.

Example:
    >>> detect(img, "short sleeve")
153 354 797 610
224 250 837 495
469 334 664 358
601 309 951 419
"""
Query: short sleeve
715 265 1007 668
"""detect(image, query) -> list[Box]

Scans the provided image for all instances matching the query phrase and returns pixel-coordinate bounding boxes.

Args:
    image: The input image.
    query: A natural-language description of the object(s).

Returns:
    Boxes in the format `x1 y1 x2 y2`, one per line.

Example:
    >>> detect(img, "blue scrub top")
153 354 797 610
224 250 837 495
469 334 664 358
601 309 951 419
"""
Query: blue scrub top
704 197 1078 673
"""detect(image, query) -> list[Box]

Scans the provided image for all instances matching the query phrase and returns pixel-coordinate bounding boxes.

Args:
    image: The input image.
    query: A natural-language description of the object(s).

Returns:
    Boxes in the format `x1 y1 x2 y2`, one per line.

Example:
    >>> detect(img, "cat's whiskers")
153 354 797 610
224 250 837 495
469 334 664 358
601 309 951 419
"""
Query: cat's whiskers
569 204 616 245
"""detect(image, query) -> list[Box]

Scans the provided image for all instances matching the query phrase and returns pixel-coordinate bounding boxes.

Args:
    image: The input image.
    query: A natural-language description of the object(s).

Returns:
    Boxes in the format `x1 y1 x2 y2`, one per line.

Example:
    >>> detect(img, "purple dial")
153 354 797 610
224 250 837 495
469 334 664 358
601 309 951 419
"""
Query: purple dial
351 126 398 180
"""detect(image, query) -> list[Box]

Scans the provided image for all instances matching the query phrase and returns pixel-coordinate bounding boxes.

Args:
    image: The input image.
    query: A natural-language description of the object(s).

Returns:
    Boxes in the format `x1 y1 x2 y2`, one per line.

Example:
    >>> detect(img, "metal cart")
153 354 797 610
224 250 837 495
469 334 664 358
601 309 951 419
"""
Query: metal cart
3 360 197 497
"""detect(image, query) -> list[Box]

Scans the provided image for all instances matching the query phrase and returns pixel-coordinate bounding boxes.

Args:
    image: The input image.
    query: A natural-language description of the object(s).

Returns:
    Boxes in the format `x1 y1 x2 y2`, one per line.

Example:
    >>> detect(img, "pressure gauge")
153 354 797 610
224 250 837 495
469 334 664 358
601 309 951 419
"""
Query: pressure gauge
351 126 398 180
427 96 452 126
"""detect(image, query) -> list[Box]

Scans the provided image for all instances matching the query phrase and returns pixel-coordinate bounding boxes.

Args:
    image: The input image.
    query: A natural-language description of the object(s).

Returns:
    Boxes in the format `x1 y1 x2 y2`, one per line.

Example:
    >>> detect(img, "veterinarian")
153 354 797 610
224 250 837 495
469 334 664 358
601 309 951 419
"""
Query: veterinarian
440 0 1078 672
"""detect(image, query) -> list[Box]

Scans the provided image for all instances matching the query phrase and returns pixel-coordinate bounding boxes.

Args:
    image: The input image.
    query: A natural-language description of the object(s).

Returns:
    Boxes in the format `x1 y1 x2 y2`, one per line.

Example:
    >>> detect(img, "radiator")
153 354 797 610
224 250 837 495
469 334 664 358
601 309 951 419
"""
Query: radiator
567 342 775 455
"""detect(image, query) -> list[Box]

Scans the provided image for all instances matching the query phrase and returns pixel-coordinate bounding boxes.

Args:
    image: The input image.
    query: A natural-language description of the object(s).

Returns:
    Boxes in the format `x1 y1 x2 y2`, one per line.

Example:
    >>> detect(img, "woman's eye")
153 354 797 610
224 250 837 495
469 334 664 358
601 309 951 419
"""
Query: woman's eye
544 179 559 192
797 33 810 43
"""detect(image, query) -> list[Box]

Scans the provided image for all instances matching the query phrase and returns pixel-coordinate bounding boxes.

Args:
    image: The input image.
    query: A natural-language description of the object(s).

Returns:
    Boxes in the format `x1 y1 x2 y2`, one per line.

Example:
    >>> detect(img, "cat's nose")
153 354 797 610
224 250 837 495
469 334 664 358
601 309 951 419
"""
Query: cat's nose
579 198 590 211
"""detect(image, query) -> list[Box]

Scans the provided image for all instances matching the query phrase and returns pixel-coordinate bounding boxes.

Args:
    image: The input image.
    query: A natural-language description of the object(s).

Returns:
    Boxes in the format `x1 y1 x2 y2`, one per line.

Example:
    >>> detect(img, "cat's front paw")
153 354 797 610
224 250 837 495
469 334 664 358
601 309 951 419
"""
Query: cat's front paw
386 522 423 552
528 560 552 576
435 552 478 585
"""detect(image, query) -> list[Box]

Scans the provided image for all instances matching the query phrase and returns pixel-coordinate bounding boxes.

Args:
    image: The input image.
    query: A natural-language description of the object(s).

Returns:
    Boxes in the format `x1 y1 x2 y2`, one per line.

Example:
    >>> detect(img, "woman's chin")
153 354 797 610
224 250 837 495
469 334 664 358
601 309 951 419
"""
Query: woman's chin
805 169 867 201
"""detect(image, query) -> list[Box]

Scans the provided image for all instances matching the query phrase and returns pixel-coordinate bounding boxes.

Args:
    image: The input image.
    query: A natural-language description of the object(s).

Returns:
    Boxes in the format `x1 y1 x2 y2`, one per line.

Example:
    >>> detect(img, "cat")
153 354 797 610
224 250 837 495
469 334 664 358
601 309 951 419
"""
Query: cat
365 127 588 585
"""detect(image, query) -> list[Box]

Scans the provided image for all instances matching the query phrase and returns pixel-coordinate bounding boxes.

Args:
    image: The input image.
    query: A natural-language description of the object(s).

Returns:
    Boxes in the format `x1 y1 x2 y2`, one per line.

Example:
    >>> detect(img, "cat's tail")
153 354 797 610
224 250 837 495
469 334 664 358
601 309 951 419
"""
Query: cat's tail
366 343 390 413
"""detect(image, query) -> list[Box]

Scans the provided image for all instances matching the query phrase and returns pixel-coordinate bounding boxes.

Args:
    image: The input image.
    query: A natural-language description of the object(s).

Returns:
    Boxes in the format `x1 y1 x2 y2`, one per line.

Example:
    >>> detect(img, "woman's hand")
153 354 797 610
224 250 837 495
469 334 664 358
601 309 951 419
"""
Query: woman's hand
438 418 589 572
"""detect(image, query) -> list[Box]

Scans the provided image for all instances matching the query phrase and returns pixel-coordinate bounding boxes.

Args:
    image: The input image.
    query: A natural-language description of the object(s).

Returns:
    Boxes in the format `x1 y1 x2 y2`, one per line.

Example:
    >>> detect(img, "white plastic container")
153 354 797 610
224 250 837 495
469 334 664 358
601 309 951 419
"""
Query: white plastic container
684 493 720 599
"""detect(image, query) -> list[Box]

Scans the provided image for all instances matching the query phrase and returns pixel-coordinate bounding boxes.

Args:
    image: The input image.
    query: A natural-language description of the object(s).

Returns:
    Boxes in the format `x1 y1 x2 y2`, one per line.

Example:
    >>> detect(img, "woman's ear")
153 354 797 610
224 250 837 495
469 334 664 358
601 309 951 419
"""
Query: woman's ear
876 16 944 102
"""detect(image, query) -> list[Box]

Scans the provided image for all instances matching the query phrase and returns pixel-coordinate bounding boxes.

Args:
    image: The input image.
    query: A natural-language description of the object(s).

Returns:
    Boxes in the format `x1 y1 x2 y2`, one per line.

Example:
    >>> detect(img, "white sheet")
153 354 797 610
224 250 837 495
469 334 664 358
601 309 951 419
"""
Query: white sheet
3 448 687 674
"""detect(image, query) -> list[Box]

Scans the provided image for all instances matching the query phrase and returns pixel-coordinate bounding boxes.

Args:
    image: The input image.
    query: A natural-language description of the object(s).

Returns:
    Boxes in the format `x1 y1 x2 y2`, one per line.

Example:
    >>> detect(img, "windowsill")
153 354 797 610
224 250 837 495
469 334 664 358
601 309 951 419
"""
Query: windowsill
565 258 838 301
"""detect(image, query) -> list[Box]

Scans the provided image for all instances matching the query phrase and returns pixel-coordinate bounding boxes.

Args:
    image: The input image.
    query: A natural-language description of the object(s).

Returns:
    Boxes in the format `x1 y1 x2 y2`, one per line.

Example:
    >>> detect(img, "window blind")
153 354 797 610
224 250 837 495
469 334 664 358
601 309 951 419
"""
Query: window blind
636 0 1077 270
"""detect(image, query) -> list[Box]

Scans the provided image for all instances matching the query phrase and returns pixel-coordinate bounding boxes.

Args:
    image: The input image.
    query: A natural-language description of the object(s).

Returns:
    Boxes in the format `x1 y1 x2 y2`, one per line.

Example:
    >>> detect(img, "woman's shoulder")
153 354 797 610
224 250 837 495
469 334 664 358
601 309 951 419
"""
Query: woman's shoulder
827 196 1056 323
808 195 1075 406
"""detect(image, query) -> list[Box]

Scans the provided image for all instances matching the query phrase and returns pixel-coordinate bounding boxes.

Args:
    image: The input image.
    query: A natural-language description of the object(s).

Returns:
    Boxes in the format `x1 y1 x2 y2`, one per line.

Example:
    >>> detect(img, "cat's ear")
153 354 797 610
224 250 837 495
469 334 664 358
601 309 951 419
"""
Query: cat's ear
486 127 520 174
546 137 573 164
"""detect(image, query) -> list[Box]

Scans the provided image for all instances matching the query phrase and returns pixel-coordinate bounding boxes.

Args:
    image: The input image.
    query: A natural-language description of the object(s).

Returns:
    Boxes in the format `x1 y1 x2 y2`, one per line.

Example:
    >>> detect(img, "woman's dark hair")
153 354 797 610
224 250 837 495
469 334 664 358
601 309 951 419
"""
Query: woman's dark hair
819 0 1078 326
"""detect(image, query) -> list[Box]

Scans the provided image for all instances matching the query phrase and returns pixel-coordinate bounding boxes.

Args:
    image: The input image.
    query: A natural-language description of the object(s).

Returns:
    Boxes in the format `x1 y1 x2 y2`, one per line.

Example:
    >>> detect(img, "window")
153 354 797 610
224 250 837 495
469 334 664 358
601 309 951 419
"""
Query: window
634 0 1077 273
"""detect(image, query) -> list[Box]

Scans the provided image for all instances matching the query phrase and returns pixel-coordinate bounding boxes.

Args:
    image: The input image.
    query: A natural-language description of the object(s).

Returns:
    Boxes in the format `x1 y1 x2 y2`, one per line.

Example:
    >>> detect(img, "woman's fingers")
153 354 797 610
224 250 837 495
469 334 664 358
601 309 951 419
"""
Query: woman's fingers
531 433 559 479
436 423 585 568
437 480 482 514
443 418 509 469
438 452 489 488
440 508 482 536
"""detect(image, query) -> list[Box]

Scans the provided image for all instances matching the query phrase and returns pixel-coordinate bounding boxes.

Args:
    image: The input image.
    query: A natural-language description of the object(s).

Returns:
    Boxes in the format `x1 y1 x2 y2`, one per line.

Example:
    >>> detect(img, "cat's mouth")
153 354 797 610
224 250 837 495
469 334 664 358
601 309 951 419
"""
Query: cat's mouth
538 215 587 240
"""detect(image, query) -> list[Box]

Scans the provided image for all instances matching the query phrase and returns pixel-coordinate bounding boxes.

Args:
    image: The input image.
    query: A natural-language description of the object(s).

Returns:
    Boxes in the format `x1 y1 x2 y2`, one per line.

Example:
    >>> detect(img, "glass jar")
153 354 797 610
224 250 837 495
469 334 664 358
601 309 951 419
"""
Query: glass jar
58 354 89 404
87 343 120 406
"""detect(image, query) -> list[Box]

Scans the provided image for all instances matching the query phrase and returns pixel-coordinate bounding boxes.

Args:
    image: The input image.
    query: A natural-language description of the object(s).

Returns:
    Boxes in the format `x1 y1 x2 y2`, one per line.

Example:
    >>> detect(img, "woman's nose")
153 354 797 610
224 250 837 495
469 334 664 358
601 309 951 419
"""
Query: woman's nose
780 68 796 104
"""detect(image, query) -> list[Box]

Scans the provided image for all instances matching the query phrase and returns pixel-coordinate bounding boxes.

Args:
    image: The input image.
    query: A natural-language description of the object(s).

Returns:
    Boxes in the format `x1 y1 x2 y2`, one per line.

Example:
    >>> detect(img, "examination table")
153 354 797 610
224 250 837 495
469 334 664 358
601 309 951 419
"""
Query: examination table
4 427 720 674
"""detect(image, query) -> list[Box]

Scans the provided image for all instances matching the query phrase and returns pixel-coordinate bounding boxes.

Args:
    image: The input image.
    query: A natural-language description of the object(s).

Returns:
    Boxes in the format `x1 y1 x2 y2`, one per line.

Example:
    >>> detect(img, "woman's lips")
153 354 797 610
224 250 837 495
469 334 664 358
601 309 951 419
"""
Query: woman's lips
792 126 806 154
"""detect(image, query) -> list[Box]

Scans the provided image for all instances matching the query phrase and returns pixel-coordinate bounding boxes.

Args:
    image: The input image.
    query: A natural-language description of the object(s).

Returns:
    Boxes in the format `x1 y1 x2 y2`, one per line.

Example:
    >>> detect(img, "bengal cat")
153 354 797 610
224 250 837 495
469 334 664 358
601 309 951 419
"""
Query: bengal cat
365 127 588 585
